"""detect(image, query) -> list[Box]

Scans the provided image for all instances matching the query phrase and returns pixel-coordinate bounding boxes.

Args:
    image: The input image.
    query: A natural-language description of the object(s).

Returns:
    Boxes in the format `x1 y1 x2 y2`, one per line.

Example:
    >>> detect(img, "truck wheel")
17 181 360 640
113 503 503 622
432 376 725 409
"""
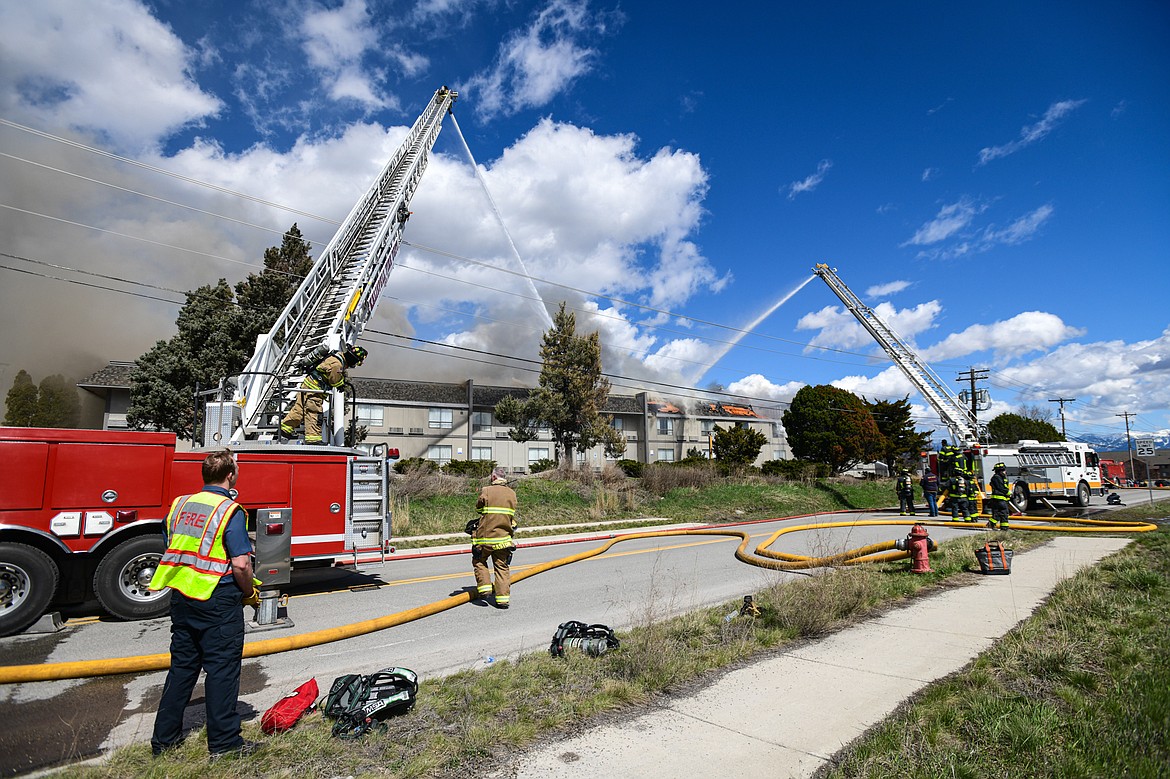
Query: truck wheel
0 543 59 638
1073 481 1091 508
93 536 170 621
1011 483 1030 513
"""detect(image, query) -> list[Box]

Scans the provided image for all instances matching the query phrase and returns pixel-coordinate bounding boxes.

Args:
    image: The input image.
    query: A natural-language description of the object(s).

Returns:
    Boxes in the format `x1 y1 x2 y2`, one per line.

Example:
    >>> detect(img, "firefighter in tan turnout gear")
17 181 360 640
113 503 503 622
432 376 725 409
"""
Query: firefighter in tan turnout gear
472 467 518 609
280 344 367 443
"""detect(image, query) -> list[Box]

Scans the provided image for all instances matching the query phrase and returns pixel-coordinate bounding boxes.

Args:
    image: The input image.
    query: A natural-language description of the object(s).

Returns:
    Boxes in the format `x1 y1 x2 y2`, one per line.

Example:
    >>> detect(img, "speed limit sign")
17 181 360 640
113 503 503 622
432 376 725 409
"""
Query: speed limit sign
1136 438 1156 457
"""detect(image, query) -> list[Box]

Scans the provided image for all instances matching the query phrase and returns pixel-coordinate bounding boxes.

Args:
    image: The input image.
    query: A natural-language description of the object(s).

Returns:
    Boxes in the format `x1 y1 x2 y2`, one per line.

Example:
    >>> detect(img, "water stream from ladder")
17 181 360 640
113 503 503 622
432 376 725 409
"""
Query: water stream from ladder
697 273 817 382
450 115 554 329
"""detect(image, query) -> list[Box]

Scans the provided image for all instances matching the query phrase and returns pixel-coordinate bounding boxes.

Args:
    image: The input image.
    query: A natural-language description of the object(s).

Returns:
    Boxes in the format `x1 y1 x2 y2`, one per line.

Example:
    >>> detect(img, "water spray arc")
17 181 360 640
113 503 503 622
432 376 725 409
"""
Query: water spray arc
695 273 817 384
450 115 553 330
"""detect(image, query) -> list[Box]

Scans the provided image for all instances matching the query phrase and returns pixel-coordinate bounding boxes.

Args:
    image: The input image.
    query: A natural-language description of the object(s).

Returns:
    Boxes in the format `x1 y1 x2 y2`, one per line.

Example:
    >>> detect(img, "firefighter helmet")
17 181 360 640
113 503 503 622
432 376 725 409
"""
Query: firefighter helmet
345 345 368 366
993 462 1007 471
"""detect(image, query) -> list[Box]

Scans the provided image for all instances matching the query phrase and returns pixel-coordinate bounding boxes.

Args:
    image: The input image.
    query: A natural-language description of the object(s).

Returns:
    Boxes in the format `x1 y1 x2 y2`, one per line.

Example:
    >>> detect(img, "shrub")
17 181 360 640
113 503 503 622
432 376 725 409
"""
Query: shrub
529 458 557 474
443 459 495 478
393 457 436 475
761 459 829 480
617 459 643 477
642 463 718 496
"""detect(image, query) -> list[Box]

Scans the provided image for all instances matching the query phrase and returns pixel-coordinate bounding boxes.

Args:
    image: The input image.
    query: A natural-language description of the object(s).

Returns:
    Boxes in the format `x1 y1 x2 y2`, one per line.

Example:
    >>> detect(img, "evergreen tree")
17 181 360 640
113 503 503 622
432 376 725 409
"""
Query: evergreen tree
782 384 884 474
865 395 932 473
986 412 1062 444
712 424 767 467
126 226 314 438
30 374 81 428
234 224 313 351
494 302 625 467
4 370 39 426
127 280 242 437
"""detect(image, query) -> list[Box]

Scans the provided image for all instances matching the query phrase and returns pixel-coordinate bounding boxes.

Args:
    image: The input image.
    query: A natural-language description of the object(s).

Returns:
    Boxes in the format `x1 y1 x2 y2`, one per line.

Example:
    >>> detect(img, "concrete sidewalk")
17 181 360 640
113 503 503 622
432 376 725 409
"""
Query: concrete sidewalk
492 535 1132 779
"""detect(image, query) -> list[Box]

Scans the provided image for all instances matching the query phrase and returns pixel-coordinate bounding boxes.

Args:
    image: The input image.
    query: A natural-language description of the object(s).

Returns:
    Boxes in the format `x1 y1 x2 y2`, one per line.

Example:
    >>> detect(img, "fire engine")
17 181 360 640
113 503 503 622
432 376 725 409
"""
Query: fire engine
0 87 456 637
1099 458 1128 487
971 440 1102 510
811 264 1103 510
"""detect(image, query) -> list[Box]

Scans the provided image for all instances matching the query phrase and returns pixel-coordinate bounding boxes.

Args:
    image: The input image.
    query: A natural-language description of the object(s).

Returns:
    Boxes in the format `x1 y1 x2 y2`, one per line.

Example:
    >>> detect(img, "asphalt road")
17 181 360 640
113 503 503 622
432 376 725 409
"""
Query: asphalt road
0 492 1162 776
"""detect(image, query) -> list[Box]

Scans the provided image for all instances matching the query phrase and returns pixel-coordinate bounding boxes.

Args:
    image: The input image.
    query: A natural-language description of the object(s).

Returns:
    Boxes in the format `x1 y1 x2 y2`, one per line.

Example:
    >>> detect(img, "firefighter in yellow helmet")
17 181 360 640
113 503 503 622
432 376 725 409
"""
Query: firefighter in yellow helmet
471 467 518 609
986 462 1013 530
150 449 259 759
280 344 367 444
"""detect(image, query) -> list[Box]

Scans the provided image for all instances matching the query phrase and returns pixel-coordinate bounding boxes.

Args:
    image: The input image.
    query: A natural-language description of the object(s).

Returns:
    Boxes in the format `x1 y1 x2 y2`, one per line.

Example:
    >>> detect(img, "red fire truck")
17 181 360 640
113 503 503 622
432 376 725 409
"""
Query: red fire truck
1099 459 1128 487
0 426 391 637
0 87 458 637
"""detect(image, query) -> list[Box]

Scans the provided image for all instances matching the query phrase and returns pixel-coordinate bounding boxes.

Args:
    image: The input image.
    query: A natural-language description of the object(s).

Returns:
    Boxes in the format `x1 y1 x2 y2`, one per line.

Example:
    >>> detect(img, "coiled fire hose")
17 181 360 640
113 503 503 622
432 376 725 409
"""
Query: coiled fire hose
0 514 1156 684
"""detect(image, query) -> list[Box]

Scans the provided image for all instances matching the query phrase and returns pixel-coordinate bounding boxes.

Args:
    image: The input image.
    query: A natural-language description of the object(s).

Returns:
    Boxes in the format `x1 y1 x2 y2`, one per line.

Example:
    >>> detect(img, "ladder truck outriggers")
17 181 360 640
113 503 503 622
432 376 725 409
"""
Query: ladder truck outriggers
0 88 458 637
811 264 1101 512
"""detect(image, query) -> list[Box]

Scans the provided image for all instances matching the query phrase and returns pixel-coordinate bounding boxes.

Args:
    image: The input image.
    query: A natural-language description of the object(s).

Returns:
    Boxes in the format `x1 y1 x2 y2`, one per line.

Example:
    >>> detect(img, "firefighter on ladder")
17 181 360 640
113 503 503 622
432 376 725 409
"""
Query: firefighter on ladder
986 462 1012 530
280 344 367 443
471 467 518 609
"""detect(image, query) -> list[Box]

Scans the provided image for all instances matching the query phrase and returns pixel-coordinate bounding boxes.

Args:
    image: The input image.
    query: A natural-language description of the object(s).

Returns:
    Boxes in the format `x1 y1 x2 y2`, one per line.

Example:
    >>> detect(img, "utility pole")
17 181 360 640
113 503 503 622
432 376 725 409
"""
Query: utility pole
1048 397 1076 439
1117 411 1136 485
956 367 989 432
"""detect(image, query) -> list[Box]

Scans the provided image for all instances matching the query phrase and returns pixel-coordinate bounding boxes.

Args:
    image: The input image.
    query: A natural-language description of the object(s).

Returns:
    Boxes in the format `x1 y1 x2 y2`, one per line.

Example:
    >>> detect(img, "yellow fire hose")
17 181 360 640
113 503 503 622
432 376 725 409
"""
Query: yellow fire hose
0 514 1156 684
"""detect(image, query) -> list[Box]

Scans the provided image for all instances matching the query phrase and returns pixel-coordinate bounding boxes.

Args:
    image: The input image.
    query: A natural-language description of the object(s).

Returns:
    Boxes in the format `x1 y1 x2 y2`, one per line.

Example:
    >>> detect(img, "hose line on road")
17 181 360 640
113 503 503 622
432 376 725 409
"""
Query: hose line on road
0 514 1156 684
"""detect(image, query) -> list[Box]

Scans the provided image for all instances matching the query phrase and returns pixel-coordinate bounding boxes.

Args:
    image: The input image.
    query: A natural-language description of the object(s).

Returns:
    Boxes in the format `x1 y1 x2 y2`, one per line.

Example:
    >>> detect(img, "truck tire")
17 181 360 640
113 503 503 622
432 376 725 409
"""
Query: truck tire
0 543 59 638
1011 483 1030 513
1073 481 1091 508
93 536 170 621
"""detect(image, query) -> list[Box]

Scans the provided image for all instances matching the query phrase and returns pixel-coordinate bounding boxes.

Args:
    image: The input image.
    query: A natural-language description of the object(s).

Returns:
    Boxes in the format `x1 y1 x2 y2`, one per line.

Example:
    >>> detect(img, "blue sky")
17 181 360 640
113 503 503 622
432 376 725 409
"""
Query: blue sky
1 1 1168 442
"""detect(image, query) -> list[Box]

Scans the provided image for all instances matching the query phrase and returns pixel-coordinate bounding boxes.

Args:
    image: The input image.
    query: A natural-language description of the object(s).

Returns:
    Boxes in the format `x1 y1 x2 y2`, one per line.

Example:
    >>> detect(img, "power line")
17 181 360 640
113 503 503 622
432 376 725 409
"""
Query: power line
0 118 339 224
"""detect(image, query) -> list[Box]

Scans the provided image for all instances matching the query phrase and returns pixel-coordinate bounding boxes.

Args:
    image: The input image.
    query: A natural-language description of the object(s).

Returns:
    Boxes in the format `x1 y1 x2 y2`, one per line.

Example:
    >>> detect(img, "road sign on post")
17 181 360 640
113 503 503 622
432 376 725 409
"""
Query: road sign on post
1136 438 1156 457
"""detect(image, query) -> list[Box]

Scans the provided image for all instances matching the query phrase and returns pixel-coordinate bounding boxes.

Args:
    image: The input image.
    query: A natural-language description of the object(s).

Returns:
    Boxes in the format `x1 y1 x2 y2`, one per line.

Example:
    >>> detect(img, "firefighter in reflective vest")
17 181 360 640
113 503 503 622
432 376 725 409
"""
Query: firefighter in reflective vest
280 344 367 444
986 461 1012 530
150 449 260 759
472 467 518 609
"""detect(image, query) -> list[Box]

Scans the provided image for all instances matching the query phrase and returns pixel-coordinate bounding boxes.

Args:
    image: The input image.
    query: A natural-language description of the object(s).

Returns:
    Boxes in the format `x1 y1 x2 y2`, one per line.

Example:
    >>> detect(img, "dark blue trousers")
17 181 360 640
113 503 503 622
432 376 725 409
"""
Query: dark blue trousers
151 583 245 754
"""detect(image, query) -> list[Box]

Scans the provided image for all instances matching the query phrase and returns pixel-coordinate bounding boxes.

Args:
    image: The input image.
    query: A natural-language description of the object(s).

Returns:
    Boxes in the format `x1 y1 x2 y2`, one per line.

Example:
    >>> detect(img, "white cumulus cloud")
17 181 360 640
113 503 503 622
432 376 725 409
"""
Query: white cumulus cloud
460 0 603 120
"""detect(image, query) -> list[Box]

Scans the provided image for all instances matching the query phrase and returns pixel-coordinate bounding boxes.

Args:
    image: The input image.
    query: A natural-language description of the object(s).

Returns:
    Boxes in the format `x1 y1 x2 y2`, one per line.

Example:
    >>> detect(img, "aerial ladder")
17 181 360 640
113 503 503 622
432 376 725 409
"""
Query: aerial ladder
229 86 457 444
811 263 983 446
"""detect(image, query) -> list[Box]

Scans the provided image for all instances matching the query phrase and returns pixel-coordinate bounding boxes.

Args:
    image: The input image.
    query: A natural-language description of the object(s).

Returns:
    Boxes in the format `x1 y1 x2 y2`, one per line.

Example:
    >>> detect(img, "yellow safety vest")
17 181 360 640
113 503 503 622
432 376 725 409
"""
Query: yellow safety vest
149 491 243 601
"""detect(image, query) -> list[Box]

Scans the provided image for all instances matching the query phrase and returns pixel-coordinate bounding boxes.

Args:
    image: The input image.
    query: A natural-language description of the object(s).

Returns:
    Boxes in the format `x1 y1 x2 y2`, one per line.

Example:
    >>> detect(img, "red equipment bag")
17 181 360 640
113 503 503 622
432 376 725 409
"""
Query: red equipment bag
261 678 319 734
975 542 1013 575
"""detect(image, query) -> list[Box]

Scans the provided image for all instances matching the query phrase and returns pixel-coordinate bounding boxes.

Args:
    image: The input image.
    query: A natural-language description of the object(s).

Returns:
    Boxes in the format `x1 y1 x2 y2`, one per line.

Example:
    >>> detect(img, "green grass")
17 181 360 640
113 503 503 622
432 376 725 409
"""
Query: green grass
64 496 1167 779
391 472 896 543
816 503 1170 779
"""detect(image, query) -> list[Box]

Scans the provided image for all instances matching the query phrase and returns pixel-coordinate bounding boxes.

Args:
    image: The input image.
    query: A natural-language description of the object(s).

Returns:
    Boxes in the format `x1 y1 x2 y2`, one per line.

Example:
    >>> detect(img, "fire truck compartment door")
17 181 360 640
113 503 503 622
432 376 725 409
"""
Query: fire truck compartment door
254 507 292 586
0 441 50 510
51 442 167 509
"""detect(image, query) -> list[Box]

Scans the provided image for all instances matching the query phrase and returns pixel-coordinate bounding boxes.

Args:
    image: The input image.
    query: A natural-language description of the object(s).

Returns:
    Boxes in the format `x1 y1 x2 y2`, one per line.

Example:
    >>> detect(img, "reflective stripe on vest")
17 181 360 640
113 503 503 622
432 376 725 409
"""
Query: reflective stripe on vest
472 535 514 548
149 491 241 601
477 505 516 516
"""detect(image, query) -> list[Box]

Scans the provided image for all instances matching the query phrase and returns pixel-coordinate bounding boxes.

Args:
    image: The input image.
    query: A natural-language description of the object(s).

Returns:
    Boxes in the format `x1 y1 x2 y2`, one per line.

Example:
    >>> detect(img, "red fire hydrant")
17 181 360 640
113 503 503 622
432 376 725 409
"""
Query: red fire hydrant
898 523 936 573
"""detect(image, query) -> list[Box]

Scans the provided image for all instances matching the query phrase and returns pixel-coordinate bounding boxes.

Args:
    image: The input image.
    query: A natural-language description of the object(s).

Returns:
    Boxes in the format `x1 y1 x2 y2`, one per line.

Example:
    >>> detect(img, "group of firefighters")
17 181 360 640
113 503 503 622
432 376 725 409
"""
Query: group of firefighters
895 439 1012 529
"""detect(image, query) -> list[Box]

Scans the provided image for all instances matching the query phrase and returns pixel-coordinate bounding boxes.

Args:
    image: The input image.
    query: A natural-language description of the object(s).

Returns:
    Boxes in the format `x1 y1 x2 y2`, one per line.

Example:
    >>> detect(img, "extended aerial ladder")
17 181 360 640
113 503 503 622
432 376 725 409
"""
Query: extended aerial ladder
811 263 982 445
230 86 457 444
